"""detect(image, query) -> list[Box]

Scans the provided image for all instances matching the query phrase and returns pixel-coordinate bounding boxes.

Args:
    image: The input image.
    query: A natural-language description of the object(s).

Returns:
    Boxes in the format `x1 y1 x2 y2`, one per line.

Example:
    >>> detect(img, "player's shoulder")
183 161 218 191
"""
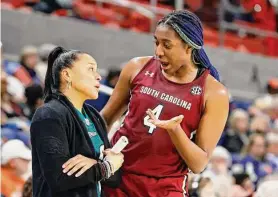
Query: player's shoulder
205 74 229 100
125 56 152 69
122 56 153 82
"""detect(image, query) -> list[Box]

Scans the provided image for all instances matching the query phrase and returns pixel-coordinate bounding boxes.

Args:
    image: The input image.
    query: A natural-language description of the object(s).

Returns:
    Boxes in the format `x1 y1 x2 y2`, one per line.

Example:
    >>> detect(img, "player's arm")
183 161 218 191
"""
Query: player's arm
189 81 229 172
171 80 229 173
101 57 151 131
147 78 229 173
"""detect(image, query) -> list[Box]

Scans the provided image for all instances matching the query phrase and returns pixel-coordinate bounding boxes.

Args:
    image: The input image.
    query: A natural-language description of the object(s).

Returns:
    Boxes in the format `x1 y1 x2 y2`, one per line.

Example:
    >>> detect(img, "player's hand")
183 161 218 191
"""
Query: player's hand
104 149 124 173
62 154 97 177
146 109 184 131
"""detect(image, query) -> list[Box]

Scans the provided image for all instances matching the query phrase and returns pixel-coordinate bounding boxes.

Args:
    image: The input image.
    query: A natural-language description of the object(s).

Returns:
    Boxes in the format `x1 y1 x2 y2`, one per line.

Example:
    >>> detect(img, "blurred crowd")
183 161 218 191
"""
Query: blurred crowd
2 0 278 56
1 40 278 197
1 43 50 197
187 80 278 196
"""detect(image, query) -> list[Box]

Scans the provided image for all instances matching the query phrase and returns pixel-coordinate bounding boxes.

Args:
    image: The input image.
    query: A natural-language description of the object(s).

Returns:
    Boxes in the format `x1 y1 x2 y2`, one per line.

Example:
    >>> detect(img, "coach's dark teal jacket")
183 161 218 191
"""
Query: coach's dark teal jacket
30 92 121 197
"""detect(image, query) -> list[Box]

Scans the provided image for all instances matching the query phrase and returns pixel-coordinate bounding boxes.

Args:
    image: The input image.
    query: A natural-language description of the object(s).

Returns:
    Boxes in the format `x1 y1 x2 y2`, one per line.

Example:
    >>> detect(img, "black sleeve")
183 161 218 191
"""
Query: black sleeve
101 168 122 188
31 118 104 193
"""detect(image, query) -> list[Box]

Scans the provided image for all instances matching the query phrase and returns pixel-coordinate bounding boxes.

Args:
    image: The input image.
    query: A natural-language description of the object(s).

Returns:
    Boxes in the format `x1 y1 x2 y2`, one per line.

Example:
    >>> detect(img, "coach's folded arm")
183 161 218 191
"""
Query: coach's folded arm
31 109 121 193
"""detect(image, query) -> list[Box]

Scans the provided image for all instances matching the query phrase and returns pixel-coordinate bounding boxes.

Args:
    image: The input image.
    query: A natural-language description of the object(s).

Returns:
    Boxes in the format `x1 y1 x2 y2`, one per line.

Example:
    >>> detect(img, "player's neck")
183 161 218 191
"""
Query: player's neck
179 61 198 77
165 61 198 84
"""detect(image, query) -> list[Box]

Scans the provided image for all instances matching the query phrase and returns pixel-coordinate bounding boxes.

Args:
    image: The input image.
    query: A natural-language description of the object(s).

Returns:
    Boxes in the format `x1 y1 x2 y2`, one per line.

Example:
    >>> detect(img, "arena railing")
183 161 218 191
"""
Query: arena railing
93 0 157 31
218 0 278 46
93 0 174 31
94 0 278 45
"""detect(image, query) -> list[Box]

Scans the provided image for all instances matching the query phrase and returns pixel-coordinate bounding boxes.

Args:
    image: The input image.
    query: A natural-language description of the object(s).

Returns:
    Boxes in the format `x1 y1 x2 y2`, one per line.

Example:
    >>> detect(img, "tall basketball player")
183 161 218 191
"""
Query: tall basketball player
102 10 229 197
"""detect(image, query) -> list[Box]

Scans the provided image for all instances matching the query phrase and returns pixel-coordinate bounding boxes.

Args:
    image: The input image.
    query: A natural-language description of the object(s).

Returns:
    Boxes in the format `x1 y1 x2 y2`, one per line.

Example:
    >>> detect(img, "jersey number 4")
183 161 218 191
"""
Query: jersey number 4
143 104 163 134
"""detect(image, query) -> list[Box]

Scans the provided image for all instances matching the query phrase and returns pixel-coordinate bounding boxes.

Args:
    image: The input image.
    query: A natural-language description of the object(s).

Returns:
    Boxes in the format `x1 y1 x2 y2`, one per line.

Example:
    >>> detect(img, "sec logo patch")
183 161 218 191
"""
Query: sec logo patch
191 86 202 95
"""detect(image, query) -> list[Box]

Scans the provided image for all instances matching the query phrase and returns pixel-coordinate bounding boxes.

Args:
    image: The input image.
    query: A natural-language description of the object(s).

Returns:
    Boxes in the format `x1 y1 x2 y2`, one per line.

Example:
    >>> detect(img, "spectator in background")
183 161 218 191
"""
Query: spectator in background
86 68 121 111
249 115 271 133
249 96 277 121
270 97 278 121
220 109 250 154
237 133 277 185
1 71 24 118
255 179 278 197
250 80 278 121
231 173 254 197
33 0 73 14
202 146 232 179
266 78 278 95
1 47 25 102
2 47 33 87
264 96 278 122
4 72 25 103
202 146 234 197
1 140 32 197
273 120 278 132
195 177 217 197
1 112 31 146
1 73 31 147
213 175 233 197
266 132 278 167
23 84 44 120
36 43 56 82
19 45 41 85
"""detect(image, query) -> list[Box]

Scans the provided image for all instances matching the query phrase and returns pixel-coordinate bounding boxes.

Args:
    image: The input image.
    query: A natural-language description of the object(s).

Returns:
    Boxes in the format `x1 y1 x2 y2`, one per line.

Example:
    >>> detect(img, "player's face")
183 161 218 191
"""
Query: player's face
68 54 101 100
154 25 191 74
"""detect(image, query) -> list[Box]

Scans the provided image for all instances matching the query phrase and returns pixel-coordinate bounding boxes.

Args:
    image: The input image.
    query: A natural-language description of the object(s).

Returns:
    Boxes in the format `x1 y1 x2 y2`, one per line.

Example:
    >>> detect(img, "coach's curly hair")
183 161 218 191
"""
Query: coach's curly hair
22 176 32 197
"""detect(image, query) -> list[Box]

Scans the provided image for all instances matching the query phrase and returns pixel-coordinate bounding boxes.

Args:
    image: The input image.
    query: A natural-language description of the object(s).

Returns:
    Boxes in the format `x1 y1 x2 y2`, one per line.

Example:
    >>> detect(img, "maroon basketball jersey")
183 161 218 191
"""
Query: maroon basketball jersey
111 57 209 178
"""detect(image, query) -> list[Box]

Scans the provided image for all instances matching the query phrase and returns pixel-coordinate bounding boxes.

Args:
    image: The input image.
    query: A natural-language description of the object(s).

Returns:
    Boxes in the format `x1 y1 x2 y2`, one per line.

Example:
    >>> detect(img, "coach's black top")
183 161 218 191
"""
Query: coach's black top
30 92 121 197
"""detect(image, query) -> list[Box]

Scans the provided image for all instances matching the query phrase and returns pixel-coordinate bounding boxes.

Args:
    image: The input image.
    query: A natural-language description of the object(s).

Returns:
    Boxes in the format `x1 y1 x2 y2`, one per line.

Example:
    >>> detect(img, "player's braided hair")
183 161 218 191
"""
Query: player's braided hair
158 10 220 81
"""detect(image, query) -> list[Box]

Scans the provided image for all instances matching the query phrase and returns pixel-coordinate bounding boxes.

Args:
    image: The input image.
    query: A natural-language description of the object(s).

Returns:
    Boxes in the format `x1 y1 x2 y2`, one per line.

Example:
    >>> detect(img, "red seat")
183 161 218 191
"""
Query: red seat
52 9 69 17
1 0 25 8
185 0 203 11
1 2 14 9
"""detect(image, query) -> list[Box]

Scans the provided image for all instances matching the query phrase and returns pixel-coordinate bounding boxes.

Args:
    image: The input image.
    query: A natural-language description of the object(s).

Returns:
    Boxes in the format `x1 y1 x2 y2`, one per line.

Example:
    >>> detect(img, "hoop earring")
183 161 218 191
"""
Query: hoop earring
67 81 72 89
192 49 200 65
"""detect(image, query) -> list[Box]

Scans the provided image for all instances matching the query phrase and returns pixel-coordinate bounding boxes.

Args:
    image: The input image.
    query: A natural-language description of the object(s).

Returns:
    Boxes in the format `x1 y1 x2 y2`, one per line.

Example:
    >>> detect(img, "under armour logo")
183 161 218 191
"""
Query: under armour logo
191 86 202 95
145 71 154 77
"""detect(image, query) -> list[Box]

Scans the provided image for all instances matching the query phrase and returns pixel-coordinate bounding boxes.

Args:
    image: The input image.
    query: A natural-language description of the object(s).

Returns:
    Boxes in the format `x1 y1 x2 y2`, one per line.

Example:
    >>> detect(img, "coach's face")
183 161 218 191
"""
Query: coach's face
154 25 192 75
69 54 101 100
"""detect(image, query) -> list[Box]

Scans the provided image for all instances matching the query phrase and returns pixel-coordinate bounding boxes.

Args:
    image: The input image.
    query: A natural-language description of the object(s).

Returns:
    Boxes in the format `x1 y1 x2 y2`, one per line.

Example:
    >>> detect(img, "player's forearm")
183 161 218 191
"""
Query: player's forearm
101 106 127 132
167 125 209 174
100 109 113 131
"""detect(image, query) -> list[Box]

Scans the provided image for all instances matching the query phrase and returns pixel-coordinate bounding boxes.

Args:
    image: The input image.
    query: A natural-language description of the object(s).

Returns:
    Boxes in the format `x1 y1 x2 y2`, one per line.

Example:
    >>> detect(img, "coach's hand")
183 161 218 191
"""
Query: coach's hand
103 149 124 173
146 109 184 131
62 154 97 177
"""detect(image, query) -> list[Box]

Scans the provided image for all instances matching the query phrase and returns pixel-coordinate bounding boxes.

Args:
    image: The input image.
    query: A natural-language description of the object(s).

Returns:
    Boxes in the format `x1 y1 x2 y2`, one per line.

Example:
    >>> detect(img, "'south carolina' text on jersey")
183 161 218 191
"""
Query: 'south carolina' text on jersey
140 86 192 110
